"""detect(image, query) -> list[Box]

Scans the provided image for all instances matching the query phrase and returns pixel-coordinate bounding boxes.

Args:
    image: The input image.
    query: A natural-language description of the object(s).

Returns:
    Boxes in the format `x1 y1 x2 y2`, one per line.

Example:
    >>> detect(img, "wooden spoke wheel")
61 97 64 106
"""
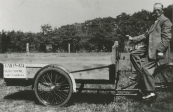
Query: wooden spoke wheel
34 67 73 106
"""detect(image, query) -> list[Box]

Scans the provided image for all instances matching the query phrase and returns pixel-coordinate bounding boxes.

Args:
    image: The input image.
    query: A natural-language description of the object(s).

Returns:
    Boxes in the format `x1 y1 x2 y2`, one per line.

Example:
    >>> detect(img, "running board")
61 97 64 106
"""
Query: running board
114 94 138 96
76 88 139 91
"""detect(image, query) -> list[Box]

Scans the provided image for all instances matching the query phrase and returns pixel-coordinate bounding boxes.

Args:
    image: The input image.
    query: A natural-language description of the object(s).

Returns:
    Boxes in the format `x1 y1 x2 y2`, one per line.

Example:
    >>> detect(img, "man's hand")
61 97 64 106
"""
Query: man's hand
157 52 164 59
126 35 133 45
126 35 133 41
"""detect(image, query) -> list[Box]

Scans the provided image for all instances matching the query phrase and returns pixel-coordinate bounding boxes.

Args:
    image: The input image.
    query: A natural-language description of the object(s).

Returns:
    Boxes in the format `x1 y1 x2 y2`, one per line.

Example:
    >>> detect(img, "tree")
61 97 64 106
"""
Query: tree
163 5 172 22
40 24 54 44
1 4 171 53
1 31 10 53
163 5 173 52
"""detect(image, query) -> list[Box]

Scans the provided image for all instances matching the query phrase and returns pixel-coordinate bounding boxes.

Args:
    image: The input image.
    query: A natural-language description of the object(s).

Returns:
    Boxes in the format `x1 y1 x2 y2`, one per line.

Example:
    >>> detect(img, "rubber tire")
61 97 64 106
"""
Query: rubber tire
34 67 73 106
154 64 173 90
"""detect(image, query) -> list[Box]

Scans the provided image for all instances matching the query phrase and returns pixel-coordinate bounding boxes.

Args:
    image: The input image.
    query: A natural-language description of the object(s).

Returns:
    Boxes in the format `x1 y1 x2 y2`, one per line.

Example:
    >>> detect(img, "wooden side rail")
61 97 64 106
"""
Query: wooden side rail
111 41 119 81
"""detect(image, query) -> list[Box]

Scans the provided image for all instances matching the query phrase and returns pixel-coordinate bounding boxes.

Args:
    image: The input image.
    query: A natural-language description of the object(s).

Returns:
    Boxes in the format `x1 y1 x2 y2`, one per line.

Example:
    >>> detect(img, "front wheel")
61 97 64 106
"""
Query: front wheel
34 67 73 106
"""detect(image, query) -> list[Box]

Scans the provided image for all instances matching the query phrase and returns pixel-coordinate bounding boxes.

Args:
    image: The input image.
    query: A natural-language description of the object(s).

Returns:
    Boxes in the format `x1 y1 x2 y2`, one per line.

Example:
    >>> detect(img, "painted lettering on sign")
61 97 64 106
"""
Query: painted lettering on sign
4 64 25 68
4 64 26 78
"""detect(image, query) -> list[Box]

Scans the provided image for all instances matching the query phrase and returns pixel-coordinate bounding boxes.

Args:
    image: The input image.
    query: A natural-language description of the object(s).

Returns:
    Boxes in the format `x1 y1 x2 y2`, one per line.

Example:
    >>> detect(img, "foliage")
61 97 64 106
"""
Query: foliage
0 5 172 53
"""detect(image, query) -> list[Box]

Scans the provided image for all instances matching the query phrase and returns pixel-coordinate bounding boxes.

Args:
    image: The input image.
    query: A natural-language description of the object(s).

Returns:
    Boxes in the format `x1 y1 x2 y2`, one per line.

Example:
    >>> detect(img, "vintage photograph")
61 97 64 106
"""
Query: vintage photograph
0 0 172 112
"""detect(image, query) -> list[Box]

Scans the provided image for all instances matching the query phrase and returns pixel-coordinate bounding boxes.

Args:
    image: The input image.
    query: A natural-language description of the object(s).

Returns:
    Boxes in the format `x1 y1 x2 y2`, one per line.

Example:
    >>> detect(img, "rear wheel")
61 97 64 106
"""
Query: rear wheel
154 64 173 90
34 67 73 106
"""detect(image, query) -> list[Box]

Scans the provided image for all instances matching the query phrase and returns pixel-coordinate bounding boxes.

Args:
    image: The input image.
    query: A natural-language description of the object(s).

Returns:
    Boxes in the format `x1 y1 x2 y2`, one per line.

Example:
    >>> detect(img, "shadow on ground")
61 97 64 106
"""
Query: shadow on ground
4 90 39 104
3 90 147 106
4 90 115 105
69 93 114 105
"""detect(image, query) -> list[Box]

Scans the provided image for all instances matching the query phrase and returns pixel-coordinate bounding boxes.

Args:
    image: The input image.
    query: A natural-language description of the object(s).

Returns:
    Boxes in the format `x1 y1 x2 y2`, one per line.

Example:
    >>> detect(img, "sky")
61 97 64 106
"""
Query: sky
0 0 172 33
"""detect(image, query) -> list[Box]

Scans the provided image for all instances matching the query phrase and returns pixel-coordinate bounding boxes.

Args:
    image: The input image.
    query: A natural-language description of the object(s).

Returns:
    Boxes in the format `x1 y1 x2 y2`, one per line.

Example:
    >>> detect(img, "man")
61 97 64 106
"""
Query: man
126 3 172 100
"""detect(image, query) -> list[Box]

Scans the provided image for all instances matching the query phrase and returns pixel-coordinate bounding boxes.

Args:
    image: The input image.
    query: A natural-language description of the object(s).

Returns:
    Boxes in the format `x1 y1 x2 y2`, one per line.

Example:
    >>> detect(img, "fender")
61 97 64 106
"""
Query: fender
57 65 76 93
34 64 76 92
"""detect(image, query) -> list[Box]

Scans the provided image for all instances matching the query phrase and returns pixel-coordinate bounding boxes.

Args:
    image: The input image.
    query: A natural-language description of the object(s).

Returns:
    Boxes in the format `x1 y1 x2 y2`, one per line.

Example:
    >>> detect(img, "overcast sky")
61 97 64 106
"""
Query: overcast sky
0 0 172 33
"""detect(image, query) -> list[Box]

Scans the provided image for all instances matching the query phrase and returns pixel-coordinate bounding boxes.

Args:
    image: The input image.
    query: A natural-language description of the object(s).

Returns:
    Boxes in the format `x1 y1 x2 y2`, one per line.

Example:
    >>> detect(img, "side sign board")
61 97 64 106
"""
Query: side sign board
3 64 26 78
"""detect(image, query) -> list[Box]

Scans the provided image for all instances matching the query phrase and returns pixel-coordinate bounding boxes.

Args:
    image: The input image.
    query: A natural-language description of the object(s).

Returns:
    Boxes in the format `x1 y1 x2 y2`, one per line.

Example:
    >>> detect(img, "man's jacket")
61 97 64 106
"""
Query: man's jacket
131 14 172 60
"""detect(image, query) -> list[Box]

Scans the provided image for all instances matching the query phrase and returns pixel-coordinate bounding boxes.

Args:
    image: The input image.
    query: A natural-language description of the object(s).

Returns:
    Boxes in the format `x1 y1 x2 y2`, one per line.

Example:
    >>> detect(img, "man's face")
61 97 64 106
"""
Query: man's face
153 4 163 18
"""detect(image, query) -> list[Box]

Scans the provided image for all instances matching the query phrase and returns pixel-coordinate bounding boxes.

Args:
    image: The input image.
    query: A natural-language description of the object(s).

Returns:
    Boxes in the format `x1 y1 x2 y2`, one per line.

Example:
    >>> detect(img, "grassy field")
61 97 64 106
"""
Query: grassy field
0 52 173 112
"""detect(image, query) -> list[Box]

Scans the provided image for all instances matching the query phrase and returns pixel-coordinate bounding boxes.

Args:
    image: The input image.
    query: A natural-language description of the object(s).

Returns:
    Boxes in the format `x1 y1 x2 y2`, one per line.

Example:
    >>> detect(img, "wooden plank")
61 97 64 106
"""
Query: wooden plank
26 64 48 68
112 41 119 80
111 41 116 64
3 41 119 80
26 67 41 78
72 65 109 80
25 63 113 80
5 42 118 80
25 64 116 81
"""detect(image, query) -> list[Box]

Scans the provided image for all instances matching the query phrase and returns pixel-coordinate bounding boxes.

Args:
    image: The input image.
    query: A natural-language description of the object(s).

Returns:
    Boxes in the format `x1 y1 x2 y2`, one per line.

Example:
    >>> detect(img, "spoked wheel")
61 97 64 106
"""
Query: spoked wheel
34 67 73 106
154 64 173 90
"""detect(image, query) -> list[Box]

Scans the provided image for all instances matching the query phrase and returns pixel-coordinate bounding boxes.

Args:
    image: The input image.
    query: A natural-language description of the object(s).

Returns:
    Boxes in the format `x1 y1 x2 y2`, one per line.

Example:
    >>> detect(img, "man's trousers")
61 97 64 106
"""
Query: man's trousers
130 46 158 92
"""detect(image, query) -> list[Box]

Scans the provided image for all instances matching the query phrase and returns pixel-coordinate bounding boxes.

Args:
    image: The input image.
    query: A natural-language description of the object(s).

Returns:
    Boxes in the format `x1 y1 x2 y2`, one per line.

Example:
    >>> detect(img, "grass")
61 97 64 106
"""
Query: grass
0 52 173 112
1 81 173 112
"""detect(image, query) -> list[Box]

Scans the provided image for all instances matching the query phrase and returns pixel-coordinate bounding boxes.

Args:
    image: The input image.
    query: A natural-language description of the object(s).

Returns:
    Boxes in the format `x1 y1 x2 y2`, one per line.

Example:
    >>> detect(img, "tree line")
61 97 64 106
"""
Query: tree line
0 5 172 53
